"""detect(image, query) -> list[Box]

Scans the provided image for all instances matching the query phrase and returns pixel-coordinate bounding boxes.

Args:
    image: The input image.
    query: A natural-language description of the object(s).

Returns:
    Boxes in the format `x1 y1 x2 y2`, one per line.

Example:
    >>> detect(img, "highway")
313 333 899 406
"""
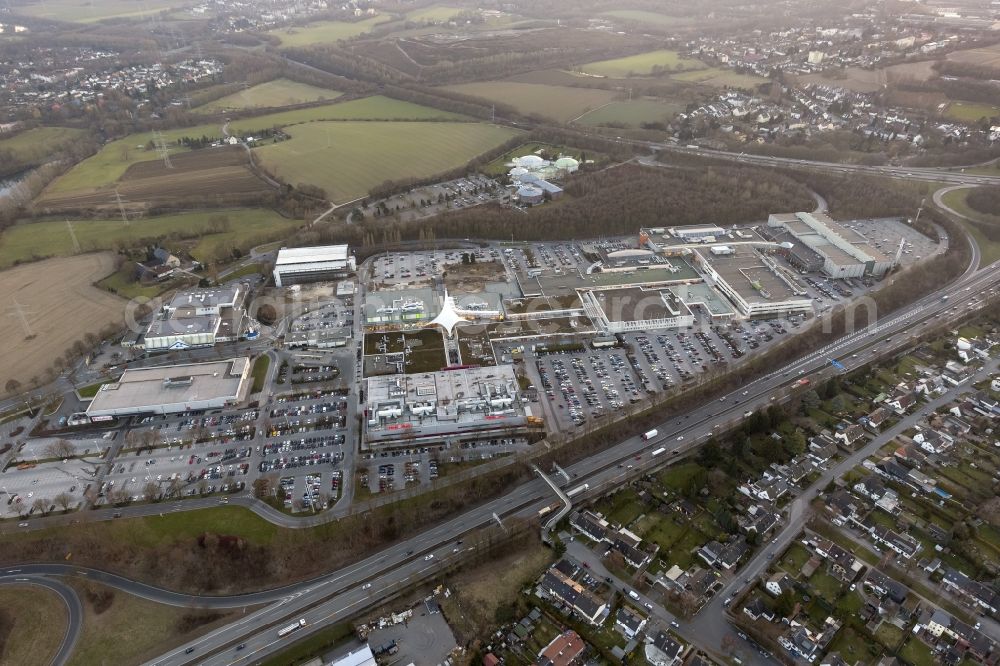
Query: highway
638 142 1000 188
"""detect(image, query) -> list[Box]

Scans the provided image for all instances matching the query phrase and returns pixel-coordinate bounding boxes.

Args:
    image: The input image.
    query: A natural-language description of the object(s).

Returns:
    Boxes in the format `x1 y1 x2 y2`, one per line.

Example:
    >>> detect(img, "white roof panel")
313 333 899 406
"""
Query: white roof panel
275 245 349 267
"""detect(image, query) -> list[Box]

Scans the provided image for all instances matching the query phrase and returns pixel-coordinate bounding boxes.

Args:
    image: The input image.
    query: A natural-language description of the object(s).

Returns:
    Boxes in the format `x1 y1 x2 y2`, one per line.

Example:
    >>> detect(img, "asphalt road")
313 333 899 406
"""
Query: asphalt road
0 572 83 666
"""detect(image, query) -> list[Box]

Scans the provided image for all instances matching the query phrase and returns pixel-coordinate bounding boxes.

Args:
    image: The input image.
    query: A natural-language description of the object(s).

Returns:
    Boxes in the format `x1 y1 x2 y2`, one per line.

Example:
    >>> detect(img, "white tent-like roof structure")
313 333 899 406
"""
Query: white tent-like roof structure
428 291 465 336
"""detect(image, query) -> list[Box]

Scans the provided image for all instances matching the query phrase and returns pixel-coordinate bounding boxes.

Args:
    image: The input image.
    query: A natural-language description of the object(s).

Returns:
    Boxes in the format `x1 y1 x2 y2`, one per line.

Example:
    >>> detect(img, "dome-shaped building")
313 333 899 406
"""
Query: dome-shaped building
516 185 544 205
554 156 580 173
513 154 547 169
508 166 529 179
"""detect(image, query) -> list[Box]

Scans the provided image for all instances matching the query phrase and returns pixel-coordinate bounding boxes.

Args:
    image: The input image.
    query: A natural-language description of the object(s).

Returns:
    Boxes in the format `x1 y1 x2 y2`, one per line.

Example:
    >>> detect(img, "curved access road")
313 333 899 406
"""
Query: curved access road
0 573 83 666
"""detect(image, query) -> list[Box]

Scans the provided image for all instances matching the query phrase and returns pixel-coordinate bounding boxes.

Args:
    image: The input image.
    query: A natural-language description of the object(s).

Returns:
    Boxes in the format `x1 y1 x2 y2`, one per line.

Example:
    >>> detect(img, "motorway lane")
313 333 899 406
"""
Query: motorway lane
0 573 83 666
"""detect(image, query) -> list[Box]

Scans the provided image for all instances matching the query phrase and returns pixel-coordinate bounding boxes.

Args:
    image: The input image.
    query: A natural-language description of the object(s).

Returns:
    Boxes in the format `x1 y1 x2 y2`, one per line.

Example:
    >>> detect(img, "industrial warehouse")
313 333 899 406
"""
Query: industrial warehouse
363 365 534 448
273 244 356 287
85 357 252 418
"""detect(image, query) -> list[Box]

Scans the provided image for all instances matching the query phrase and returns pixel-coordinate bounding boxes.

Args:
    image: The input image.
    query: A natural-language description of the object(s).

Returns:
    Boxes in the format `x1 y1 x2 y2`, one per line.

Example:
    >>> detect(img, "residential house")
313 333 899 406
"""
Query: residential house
645 630 684 666
739 504 778 536
886 391 917 415
766 572 794 597
153 247 181 268
941 568 1000 615
613 529 656 570
853 475 886 501
825 489 864 526
615 607 647 639
874 488 900 515
864 407 890 433
864 570 908 605
571 511 608 543
744 596 774 621
835 424 865 449
539 566 608 625
537 630 587 666
913 429 953 455
808 439 839 466
942 360 972 386
869 525 921 559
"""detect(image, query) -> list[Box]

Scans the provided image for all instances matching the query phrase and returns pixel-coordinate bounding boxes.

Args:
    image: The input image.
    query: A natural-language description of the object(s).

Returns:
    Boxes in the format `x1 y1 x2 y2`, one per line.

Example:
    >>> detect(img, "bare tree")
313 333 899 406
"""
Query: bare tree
143 482 160 502
54 492 73 512
31 497 49 516
44 439 75 460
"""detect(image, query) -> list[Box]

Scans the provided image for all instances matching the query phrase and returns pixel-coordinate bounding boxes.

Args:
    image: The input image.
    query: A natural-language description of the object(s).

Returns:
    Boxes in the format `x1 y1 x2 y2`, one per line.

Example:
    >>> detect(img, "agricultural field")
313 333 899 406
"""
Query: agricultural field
0 126 89 165
671 67 766 88
579 50 705 78
796 67 887 93
575 99 682 127
36 146 267 212
0 585 66 665
599 10 696 27
267 15 392 47
198 78 342 113
406 5 465 22
442 81 619 122
15 0 187 22
253 120 520 202
946 43 1000 70
0 254 124 390
40 122 220 195
944 101 1000 122
0 208 299 268
226 95 465 133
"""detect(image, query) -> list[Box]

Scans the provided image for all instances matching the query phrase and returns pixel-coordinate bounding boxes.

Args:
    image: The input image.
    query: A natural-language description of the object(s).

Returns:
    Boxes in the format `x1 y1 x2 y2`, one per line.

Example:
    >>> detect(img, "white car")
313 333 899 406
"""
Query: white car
362 583 372 590
424 554 434 561
676 436 684 441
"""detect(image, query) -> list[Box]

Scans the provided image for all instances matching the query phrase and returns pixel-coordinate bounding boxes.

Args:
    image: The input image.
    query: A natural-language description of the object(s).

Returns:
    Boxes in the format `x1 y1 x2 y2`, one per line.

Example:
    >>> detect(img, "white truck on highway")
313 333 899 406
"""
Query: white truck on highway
651 447 666 457
642 429 658 441
278 618 307 637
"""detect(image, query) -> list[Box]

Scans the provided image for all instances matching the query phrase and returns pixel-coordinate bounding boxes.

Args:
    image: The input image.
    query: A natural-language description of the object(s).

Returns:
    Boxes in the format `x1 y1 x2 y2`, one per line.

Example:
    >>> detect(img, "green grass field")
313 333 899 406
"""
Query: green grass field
600 10 696 26
406 4 464 22
442 81 619 122
580 50 705 77
251 355 271 393
576 99 682 127
0 209 299 268
945 101 1000 122
17 0 186 22
254 121 520 202
198 79 342 113
671 67 766 88
0 126 89 164
268 15 391 46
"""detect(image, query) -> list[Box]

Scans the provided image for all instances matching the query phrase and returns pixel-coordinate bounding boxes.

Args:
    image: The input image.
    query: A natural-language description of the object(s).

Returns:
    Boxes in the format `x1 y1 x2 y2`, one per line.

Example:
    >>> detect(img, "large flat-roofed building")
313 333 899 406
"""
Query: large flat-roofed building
273 245 356 287
580 286 695 334
144 285 247 352
767 212 896 278
693 245 813 317
365 365 530 448
86 357 252 417
363 288 441 328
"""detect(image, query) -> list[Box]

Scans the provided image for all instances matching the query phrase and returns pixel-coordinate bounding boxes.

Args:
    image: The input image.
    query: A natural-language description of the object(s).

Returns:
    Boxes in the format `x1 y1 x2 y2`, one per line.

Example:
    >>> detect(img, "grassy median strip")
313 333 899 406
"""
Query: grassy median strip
251 355 271 394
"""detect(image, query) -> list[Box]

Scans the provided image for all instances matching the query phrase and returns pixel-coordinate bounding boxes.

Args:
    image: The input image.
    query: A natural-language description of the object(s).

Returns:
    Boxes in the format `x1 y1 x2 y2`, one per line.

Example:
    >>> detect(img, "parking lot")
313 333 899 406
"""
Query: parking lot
843 217 939 265
361 175 504 224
